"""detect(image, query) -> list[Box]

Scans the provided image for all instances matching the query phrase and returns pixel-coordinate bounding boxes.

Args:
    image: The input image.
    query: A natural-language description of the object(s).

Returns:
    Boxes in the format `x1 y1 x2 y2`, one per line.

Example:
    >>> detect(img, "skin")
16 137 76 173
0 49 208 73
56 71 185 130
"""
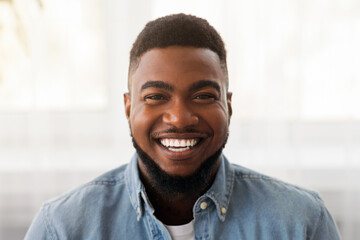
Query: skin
124 46 232 224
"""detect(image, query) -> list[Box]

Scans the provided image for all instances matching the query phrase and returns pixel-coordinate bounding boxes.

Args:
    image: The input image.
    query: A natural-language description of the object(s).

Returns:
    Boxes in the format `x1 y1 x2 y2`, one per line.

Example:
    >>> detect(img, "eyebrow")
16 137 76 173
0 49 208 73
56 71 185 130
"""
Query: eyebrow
188 80 221 94
140 79 221 94
141 81 174 92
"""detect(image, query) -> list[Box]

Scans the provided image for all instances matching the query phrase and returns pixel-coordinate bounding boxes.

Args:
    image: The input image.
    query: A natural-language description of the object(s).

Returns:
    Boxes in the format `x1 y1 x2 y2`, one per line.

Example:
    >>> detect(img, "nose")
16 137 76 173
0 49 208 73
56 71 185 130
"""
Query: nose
162 100 199 128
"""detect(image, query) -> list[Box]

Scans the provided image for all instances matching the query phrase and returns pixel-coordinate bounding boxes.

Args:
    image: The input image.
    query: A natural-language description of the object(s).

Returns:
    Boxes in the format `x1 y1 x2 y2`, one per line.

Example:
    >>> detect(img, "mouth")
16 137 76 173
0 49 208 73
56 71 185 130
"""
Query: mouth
158 138 201 152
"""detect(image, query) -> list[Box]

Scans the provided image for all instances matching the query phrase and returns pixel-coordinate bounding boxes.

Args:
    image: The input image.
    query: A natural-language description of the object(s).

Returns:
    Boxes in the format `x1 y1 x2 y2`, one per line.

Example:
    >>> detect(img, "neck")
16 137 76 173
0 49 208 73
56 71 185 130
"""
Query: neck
146 186 198 225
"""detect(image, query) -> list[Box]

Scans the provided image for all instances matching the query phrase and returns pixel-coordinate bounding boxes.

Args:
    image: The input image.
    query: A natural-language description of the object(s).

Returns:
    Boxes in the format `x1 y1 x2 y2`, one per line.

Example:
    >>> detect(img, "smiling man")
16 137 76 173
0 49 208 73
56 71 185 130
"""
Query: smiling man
125 46 231 226
25 14 341 240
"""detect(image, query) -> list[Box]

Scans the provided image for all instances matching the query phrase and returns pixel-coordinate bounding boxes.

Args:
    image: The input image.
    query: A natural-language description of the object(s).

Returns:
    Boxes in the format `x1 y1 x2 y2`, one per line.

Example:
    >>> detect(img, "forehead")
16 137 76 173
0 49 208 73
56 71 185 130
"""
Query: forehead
129 46 225 92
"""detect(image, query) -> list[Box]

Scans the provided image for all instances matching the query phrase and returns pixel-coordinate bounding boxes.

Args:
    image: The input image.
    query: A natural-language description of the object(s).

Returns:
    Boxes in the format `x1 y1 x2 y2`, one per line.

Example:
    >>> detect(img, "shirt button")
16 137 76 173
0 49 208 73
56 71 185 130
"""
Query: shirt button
221 207 227 214
137 207 141 214
200 202 207 210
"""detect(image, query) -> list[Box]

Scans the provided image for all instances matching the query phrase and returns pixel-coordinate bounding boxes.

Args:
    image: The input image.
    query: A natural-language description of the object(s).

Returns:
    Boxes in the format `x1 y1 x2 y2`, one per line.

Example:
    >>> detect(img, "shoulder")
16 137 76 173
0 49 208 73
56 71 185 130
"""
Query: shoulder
231 163 321 201
25 164 137 239
46 164 128 208
211 161 341 239
230 163 325 221
226 163 341 239
45 165 130 230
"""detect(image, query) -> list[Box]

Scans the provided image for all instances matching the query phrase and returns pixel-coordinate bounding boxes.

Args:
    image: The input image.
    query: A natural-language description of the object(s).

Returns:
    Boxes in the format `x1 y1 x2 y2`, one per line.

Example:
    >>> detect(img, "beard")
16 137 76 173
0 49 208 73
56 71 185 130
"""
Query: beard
131 134 228 197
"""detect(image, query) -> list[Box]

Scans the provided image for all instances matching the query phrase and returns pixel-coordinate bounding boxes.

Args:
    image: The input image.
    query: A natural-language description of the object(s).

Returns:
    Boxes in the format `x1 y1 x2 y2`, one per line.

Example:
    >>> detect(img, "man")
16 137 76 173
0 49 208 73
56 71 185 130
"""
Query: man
25 13 341 239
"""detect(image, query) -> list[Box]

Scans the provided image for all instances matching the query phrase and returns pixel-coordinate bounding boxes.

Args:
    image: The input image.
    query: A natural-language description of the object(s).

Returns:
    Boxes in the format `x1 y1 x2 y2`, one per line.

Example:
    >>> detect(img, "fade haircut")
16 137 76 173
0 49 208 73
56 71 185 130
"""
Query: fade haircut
128 13 228 91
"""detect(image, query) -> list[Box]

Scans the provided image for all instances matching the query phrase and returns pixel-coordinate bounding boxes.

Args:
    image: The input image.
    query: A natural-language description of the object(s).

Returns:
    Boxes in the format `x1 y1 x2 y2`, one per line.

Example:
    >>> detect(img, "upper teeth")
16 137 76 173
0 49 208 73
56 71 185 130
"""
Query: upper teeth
160 138 198 148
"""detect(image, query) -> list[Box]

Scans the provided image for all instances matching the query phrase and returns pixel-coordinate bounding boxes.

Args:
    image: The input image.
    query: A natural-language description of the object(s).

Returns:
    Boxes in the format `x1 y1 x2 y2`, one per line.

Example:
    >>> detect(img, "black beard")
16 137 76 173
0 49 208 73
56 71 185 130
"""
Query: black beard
131 135 228 197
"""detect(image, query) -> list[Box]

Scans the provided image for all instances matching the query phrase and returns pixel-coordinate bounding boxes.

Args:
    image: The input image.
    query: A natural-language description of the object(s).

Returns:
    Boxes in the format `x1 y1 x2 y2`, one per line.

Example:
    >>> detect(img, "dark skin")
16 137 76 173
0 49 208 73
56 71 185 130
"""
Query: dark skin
141 177 202 224
124 46 232 225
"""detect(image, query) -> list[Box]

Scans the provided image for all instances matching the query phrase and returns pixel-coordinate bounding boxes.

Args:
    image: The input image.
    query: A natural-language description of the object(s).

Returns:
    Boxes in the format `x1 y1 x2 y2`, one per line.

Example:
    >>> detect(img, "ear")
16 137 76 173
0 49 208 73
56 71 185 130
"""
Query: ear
227 92 232 121
124 93 131 120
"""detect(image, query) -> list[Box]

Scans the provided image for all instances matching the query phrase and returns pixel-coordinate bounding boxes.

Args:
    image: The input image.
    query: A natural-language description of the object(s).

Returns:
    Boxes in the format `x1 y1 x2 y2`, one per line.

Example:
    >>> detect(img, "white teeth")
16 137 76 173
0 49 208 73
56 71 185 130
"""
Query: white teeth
160 138 199 149
168 147 190 152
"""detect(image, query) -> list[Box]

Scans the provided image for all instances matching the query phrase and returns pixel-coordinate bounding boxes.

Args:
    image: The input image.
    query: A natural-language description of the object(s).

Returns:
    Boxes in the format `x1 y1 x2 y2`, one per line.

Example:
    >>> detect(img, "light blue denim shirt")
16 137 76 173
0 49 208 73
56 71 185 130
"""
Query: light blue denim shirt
25 154 341 239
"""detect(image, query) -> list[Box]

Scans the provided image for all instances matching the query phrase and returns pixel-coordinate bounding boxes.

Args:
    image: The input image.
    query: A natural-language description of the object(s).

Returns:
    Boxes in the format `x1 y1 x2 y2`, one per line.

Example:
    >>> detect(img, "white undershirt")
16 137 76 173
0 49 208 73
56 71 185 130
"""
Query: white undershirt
164 220 195 240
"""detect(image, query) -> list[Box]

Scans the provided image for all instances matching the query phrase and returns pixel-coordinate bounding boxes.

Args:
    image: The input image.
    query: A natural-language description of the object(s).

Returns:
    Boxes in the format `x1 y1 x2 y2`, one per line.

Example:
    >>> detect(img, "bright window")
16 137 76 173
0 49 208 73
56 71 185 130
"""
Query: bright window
0 0 106 111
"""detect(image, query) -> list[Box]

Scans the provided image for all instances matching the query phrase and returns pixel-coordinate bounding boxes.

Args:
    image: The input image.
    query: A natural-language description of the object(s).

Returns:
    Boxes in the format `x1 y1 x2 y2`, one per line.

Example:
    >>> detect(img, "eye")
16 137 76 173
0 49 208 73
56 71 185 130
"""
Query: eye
195 94 214 99
193 93 216 103
145 94 165 100
144 94 167 104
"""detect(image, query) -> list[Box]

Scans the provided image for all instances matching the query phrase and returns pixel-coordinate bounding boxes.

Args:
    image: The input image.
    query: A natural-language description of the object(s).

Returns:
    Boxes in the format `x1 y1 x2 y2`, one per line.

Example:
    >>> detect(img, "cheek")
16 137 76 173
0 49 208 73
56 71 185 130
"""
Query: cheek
199 105 229 137
130 105 159 140
212 114 229 137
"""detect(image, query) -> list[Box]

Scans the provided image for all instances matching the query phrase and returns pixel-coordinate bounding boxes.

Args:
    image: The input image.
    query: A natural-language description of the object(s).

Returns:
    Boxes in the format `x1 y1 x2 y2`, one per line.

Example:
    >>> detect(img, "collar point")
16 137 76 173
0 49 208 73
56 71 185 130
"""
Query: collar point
218 214 226 222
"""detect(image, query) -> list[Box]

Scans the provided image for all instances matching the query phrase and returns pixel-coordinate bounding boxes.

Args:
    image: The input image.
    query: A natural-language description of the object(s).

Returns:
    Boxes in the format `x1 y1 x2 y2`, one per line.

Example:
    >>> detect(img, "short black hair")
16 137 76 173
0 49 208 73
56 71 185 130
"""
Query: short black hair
128 13 228 90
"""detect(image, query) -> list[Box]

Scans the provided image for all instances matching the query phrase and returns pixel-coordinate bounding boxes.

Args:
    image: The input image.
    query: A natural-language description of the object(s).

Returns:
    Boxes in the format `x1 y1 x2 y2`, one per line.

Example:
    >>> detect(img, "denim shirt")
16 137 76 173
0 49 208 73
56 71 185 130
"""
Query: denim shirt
25 154 341 239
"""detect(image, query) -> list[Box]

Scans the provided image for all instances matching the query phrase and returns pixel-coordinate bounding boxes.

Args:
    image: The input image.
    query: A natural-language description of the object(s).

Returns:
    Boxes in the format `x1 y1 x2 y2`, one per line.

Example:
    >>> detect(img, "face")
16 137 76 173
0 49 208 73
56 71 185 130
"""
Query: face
124 46 232 179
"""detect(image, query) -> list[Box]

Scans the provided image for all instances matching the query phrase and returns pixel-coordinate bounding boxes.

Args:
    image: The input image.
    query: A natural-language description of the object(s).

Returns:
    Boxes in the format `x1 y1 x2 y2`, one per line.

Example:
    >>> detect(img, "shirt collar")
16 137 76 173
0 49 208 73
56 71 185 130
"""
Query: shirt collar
202 154 235 222
124 153 149 221
125 153 235 222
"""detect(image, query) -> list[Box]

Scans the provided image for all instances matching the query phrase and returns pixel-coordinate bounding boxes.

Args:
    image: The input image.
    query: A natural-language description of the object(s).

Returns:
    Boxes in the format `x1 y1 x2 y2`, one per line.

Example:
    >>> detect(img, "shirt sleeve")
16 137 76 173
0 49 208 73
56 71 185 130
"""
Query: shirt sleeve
310 202 342 240
24 207 53 240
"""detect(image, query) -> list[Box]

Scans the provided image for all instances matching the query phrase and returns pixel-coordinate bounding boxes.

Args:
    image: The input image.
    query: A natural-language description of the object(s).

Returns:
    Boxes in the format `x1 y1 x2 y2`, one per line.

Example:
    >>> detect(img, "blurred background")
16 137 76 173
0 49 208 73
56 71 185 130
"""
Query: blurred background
0 0 359 239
